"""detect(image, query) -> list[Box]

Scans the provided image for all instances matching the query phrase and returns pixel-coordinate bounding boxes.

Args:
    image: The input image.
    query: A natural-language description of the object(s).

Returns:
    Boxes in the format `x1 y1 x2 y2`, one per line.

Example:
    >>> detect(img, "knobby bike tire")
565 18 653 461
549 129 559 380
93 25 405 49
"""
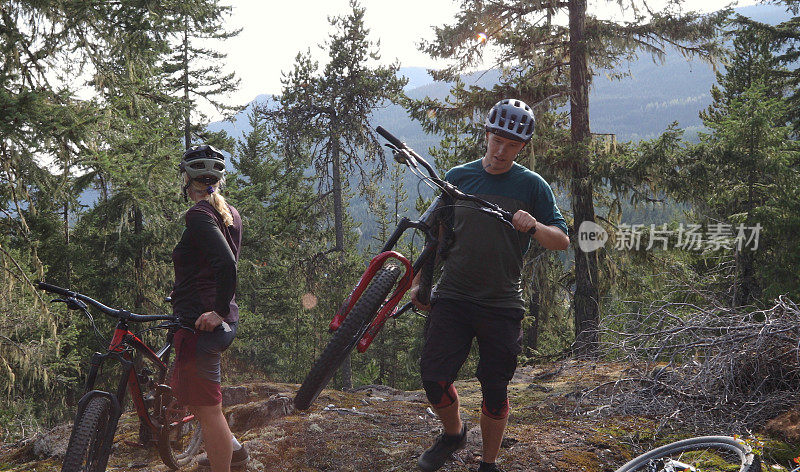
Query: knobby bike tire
294 265 402 410
61 396 113 472
614 435 760 472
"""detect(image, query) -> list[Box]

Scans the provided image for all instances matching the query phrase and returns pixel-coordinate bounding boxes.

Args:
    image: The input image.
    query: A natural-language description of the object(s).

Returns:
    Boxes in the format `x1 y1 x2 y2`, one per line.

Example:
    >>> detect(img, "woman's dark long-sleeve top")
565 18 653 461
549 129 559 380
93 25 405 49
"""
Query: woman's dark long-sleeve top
171 200 242 323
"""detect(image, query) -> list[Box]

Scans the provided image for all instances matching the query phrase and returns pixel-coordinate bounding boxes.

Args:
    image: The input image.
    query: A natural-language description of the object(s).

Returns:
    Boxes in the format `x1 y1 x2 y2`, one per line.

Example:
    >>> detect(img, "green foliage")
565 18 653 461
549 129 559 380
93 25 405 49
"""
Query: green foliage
671 23 797 304
600 20 800 311
0 0 240 439
263 0 407 387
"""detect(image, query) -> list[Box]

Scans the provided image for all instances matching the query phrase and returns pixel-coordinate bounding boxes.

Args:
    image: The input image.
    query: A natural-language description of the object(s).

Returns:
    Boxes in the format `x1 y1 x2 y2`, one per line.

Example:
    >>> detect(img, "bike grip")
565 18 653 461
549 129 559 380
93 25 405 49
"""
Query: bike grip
376 126 405 149
37 281 70 296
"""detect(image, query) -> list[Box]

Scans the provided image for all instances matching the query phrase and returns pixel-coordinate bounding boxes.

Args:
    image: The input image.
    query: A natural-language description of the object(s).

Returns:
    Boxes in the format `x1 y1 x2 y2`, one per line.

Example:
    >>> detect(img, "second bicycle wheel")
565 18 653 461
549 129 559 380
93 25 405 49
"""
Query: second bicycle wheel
294 264 402 410
157 389 202 469
614 436 760 472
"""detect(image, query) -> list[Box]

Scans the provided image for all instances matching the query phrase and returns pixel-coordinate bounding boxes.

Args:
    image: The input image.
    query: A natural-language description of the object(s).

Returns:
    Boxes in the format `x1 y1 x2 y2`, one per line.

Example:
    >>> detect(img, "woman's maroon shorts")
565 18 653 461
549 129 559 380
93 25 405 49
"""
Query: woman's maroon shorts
171 321 237 406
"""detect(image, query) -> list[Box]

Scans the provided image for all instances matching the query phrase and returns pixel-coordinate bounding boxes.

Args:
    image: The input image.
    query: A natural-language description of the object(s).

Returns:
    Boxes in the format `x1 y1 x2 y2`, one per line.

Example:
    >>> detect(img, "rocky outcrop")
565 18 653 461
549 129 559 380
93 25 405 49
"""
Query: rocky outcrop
226 394 294 431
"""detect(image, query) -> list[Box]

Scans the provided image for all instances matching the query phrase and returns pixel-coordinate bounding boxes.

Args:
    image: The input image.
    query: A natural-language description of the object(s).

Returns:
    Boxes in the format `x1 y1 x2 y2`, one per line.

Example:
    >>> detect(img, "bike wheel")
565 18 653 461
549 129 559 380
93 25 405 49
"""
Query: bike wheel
615 436 761 472
157 392 203 469
61 396 113 472
294 265 402 410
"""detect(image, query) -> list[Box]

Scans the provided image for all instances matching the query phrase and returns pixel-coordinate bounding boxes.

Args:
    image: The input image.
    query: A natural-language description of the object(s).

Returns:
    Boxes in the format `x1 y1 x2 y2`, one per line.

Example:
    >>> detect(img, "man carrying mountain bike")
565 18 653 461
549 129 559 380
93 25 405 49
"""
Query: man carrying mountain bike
411 99 570 472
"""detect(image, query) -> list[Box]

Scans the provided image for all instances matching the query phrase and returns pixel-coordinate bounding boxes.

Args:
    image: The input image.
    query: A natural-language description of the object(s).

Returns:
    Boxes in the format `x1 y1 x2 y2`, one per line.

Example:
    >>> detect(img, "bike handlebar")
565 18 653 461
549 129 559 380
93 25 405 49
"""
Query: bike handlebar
37 281 177 323
376 126 534 236
376 126 405 150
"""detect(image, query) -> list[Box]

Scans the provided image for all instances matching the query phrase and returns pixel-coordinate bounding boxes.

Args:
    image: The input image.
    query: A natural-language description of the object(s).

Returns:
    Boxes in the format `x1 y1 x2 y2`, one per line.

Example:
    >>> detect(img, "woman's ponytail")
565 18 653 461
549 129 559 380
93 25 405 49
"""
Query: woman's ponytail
209 191 233 227
185 177 234 227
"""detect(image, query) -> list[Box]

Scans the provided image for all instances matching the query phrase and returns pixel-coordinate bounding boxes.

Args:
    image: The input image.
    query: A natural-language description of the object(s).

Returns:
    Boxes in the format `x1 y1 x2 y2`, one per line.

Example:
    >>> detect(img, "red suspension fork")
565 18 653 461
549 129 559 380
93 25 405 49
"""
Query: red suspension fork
329 251 413 337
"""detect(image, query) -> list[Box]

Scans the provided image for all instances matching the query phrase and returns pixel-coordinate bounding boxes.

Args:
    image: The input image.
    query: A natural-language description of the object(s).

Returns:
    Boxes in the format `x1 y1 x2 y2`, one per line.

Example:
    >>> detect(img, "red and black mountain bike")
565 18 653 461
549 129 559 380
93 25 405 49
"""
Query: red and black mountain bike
37 282 202 471
293 126 536 410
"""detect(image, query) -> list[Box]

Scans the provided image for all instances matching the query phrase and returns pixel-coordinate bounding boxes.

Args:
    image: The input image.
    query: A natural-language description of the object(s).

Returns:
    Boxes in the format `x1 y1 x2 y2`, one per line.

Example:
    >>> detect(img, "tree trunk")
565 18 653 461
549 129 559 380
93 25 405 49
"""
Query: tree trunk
64 201 70 286
734 170 758 307
733 249 755 307
134 205 145 311
376 325 386 385
331 139 353 389
331 142 345 252
182 20 191 149
569 0 600 357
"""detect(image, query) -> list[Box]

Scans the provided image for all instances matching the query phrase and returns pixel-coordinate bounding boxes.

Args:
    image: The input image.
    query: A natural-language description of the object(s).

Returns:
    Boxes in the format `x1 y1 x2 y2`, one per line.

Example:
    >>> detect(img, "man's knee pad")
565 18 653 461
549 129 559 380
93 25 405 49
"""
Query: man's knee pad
423 380 458 409
481 385 509 420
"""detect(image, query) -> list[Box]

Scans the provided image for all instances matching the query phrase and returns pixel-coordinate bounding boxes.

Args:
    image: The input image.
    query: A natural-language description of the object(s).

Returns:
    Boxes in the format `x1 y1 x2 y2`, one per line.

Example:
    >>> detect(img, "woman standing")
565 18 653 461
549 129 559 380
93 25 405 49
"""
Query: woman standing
171 144 248 471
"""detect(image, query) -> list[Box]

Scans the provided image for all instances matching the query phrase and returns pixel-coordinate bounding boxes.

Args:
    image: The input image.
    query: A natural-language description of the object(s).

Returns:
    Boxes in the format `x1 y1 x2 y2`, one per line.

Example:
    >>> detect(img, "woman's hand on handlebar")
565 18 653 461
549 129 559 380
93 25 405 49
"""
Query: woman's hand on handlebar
512 210 537 234
195 311 224 331
409 284 431 312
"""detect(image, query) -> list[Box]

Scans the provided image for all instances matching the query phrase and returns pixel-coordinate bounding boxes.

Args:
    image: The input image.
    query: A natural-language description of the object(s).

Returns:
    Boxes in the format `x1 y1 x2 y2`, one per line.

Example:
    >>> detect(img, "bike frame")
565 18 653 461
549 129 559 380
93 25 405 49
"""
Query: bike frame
328 178 442 353
79 316 192 441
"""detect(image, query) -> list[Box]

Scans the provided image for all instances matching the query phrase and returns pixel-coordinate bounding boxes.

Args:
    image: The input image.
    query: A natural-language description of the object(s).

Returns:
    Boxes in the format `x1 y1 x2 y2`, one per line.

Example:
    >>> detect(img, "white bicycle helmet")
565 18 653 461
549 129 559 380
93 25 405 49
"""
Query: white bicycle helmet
179 144 225 184
485 99 535 143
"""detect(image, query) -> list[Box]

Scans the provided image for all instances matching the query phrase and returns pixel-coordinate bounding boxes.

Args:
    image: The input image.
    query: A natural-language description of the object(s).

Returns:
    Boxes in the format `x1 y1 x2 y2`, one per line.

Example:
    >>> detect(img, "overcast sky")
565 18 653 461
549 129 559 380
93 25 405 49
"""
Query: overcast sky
217 0 756 112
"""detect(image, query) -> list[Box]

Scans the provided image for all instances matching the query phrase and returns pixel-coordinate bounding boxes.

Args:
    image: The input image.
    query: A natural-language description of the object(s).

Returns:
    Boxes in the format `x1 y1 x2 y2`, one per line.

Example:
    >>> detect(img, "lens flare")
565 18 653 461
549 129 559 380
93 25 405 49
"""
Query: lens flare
477 32 488 43
301 293 318 310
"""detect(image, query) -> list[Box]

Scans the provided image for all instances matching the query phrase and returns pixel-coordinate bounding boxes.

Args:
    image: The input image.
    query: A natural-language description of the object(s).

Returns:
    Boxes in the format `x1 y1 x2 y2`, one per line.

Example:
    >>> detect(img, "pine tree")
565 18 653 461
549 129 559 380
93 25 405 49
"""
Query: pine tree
163 1 241 148
270 0 406 387
673 24 795 306
0 2 104 427
740 0 800 129
273 1 406 254
225 108 328 379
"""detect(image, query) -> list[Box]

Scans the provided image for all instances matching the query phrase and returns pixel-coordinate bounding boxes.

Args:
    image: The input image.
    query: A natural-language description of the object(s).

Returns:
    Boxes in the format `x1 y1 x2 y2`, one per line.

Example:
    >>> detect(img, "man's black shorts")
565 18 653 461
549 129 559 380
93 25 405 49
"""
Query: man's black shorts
420 298 523 388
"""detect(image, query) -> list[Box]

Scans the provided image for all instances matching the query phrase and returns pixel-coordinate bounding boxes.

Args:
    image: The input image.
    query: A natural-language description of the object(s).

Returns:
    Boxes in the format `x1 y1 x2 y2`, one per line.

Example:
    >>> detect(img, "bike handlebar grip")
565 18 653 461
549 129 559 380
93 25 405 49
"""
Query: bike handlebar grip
37 281 71 296
376 126 405 149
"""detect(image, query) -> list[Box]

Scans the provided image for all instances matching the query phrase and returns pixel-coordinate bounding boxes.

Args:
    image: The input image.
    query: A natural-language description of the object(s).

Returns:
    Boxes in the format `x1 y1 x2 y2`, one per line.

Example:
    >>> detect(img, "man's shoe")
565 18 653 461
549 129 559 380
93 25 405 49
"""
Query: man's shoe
417 424 467 471
198 445 249 468
477 461 505 472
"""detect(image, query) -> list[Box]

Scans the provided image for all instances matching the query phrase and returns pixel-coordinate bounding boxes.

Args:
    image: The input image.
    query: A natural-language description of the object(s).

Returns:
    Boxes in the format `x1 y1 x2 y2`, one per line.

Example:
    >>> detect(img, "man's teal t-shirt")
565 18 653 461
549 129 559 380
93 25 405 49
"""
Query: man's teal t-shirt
433 159 568 309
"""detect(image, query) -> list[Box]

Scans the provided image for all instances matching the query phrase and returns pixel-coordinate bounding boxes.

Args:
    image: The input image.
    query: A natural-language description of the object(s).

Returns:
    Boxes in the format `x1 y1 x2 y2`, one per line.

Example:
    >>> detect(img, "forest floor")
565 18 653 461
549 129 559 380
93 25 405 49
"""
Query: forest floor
2 359 800 471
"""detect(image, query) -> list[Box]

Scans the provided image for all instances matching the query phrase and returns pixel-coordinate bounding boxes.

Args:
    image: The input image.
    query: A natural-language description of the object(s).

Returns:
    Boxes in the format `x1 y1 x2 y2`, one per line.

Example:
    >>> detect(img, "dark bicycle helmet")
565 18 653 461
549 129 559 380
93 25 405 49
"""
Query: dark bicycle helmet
179 144 225 184
485 99 535 143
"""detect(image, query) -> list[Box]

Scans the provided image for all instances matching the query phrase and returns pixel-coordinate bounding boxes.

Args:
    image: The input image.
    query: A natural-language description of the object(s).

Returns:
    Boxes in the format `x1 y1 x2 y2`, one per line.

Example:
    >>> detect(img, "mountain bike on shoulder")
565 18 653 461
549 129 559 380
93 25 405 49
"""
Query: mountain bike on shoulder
37 282 202 471
293 126 538 411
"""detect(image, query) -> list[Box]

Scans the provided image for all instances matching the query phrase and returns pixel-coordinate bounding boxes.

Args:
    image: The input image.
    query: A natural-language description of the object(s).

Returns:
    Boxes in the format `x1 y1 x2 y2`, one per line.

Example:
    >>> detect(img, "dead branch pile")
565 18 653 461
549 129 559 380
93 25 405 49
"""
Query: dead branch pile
580 296 800 432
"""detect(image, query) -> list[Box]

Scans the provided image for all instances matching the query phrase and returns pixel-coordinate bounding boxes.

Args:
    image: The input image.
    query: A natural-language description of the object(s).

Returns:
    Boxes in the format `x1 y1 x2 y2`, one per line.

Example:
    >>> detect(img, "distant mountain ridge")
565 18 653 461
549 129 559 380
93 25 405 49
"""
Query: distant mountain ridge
209 3 790 149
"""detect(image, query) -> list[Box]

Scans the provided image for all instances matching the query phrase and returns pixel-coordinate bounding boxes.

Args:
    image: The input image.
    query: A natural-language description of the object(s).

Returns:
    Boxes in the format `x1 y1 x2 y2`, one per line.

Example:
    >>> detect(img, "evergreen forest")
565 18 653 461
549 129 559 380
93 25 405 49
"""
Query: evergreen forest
1 0 799 450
